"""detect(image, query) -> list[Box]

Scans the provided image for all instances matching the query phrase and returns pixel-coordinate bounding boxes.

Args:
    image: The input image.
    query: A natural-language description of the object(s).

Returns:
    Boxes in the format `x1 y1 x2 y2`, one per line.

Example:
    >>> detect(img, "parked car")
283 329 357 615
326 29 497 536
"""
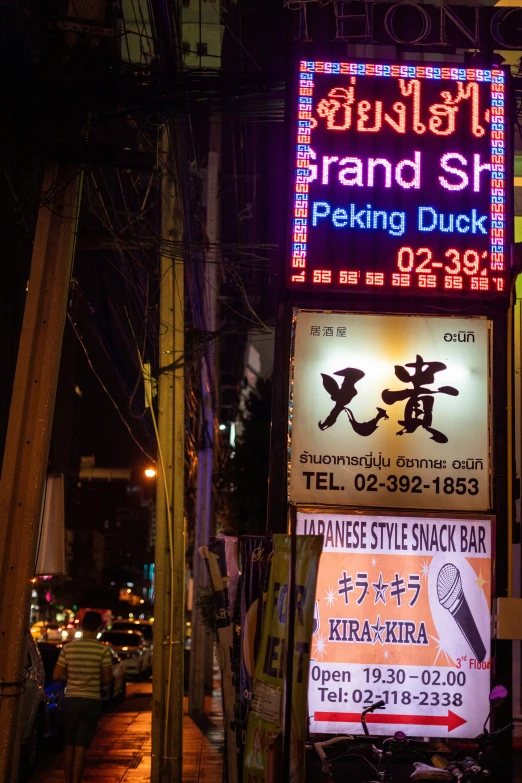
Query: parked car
17 632 46 780
36 642 66 738
30 622 69 642
110 620 153 672
101 643 127 703
99 630 148 679
61 623 78 641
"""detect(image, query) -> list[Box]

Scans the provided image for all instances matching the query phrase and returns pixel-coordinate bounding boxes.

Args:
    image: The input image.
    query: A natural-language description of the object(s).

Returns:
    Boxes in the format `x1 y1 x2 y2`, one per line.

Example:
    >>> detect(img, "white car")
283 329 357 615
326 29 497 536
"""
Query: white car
100 630 148 679
110 621 153 673
101 643 127 703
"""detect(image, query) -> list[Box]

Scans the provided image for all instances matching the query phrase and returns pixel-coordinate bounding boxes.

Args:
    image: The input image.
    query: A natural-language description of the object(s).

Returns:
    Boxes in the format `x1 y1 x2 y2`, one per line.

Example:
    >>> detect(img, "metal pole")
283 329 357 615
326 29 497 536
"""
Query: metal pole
512 272 522 738
507 280 515 599
491 305 512 741
189 117 221 715
189 442 212 713
151 124 185 783
0 161 83 782
282 505 297 780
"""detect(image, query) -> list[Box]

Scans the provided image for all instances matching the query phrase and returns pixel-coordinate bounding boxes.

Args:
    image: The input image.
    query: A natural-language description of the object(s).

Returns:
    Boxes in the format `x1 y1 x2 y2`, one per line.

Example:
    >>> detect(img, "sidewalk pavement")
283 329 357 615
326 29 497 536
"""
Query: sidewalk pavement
30 682 223 783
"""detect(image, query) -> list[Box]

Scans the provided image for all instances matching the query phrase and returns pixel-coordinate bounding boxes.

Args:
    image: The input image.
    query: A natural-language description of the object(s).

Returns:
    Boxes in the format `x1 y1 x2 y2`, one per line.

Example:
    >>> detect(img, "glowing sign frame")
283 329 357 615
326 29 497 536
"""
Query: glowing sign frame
289 60 509 295
296 509 493 739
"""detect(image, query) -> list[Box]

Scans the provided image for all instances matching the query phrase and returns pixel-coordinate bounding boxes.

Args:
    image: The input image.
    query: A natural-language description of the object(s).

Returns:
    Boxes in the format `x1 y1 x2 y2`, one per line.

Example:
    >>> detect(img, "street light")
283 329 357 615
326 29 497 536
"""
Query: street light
144 468 156 478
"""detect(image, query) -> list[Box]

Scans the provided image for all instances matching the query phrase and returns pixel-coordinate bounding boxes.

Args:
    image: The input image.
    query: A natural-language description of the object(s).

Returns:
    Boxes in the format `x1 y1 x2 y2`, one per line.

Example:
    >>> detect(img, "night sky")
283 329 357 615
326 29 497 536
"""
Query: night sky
76 345 148 471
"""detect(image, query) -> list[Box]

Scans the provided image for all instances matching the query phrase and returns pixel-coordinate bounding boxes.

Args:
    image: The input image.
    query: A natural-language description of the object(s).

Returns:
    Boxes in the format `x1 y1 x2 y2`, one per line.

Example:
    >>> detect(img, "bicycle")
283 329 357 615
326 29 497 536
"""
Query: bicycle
309 700 430 783
410 685 513 782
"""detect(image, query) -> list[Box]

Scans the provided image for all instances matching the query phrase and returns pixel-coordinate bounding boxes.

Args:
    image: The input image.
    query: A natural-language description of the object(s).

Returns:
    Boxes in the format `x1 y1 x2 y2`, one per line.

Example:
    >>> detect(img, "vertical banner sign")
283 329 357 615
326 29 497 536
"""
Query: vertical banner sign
199 543 238 783
239 536 274 765
289 60 508 296
289 311 490 511
297 512 492 738
243 534 322 783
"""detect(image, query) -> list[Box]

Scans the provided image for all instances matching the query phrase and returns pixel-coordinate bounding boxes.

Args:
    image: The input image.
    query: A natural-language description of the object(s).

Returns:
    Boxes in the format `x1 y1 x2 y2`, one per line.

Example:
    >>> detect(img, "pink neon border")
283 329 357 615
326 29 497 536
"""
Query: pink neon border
290 61 506 292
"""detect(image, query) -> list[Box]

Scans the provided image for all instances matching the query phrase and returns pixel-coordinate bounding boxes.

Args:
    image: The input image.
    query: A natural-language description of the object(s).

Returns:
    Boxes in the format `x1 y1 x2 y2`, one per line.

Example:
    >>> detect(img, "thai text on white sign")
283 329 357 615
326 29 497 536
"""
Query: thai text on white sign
289 311 490 511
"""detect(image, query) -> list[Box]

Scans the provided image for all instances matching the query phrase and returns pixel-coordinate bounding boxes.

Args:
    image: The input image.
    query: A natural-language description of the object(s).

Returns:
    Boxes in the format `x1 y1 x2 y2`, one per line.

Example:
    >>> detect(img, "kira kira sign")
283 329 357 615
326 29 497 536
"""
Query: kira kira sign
289 60 509 295
288 311 490 511
297 511 492 738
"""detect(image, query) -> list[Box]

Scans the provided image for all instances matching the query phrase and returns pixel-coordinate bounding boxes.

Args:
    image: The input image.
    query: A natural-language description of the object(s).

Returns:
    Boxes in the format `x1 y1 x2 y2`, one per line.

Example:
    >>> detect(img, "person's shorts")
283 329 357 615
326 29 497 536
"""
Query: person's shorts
63 697 103 748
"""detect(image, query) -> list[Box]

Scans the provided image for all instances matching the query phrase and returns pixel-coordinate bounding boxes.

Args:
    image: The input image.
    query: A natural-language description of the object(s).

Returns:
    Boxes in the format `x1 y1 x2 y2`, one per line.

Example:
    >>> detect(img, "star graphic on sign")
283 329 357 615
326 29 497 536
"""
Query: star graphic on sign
474 570 488 591
325 586 337 608
371 615 386 645
420 560 430 580
372 572 389 605
371 557 377 567
429 634 453 667
383 649 390 660
313 633 328 660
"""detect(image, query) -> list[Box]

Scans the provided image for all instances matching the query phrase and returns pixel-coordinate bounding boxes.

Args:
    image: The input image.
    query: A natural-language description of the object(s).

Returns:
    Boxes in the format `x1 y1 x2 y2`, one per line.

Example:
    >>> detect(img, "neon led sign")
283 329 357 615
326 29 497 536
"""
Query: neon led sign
289 61 509 295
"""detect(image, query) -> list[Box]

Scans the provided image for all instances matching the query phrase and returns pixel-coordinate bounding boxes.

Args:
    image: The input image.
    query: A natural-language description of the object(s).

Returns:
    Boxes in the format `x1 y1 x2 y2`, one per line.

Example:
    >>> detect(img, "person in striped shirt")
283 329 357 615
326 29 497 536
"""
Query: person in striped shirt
53 611 112 783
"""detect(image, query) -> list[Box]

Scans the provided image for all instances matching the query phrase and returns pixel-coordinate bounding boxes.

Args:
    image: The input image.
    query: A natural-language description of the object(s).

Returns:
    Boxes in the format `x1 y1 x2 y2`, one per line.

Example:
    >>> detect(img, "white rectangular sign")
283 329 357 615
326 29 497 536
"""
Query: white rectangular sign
289 312 490 511
298 511 492 738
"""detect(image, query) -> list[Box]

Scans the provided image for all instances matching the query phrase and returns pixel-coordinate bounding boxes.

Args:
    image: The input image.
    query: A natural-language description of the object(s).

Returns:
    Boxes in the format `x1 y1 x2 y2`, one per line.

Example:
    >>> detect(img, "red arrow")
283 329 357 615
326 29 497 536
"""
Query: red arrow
314 710 466 733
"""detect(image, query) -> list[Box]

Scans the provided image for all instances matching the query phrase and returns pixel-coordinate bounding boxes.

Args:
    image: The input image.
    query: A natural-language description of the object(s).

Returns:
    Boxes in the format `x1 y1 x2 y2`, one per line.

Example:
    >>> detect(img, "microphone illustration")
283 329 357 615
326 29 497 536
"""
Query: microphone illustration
437 563 486 662
312 601 319 636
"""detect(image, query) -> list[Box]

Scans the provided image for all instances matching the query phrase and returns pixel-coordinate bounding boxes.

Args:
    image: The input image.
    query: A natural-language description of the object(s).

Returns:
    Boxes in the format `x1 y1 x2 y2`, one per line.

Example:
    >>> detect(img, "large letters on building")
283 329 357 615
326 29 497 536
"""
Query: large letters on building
285 2 522 52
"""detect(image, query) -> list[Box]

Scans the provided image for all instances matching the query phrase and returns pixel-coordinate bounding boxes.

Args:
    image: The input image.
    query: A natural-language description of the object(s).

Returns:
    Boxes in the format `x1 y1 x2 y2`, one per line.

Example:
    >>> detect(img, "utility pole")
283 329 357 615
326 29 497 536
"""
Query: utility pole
189 116 221 714
0 161 83 782
151 123 185 783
